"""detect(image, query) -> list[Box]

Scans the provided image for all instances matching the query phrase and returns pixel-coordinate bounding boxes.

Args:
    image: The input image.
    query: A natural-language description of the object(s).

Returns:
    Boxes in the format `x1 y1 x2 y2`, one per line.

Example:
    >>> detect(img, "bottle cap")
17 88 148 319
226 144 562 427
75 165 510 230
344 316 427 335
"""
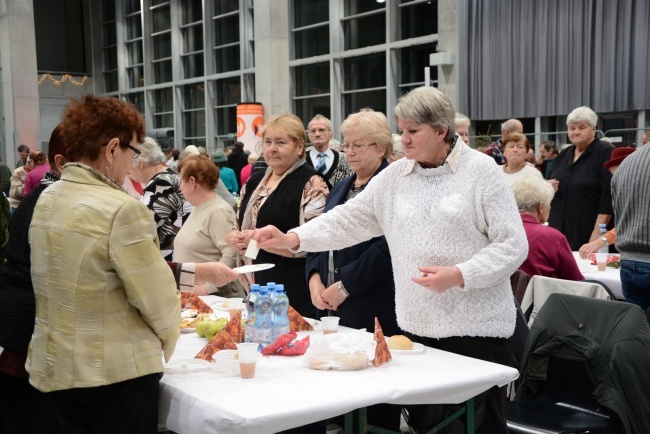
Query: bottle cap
276 284 284 292
250 284 260 291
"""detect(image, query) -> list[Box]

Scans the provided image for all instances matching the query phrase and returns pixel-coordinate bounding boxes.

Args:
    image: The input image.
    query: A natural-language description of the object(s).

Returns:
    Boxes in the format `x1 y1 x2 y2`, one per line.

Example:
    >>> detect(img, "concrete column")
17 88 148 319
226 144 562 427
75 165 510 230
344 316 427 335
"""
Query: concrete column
0 0 40 165
253 0 291 117
436 0 463 112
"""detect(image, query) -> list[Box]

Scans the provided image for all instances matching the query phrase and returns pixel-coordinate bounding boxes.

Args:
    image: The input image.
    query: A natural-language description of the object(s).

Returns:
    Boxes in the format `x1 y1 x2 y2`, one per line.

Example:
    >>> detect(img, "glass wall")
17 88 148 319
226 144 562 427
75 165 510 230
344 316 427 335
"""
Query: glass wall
290 0 439 133
100 0 118 92
151 1 172 84
97 1 438 151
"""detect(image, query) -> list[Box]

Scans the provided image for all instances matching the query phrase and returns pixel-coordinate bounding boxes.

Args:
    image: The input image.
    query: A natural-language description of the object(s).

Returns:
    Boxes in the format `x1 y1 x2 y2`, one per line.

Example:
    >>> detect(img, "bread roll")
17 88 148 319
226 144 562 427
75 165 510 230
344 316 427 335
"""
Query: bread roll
387 335 414 351
335 352 369 370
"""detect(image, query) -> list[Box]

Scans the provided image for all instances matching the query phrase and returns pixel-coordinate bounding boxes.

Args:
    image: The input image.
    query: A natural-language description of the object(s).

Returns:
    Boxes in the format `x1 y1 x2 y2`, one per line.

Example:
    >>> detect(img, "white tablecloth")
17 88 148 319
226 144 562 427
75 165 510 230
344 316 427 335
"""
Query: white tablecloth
159 297 519 434
573 252 623 299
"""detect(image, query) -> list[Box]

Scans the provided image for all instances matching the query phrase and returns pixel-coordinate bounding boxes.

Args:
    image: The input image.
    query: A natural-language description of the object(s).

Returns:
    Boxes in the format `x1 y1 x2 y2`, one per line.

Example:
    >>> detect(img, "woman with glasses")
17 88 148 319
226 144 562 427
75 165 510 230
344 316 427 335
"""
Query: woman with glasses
27 95 180 434
227 114 329 317
305 108 402 431
253 87 527 434
128 137 194 260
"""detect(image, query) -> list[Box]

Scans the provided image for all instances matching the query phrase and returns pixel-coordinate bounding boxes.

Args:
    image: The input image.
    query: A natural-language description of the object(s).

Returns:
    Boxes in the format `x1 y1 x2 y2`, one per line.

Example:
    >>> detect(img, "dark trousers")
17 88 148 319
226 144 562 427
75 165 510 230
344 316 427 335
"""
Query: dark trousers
0 372 59 434
404 334 517 434
47 373 160 434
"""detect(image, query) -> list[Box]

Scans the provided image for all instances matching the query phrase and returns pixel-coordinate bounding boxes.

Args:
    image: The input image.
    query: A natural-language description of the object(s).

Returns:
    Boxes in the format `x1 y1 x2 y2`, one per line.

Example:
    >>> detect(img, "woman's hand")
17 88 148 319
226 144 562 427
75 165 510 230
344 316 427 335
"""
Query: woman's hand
253 226 300 250
309 273 331 310
412 266 464 293
579 239 607 259
548 179 559 192
227 230 252 255
194 262 239 287
321 283 346 311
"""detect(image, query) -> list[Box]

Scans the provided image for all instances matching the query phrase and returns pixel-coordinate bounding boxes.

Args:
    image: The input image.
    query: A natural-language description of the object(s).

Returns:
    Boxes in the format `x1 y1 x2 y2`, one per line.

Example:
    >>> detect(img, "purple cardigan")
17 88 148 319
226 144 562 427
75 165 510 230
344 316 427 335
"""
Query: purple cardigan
519 214 584 281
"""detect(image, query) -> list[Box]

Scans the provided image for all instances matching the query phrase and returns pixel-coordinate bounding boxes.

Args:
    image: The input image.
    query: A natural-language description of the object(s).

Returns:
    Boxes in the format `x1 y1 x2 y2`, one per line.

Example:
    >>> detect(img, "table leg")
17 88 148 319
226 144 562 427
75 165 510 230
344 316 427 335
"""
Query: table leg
348 397 477 434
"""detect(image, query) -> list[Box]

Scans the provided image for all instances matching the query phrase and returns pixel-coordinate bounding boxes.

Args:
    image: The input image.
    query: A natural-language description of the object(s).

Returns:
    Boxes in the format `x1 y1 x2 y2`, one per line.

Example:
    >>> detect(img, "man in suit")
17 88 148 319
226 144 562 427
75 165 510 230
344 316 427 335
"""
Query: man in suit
306 115 351 187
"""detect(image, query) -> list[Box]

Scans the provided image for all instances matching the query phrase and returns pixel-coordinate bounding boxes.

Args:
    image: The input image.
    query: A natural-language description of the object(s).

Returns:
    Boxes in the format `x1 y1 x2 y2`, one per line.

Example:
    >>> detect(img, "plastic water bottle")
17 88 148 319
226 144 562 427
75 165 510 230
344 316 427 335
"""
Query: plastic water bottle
272 284 290 340
266 282 277 321
598 224 609 255
253 286 273 346
596 223 609 271
244 284 260 343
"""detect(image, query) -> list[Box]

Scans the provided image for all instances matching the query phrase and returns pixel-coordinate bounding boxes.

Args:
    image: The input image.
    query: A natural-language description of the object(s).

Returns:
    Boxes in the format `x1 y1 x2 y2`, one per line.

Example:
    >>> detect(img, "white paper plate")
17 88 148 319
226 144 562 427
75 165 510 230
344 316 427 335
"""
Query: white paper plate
164 358 213 374
389 342 425 355
233 263 275 274
212 303 246 312
181 327 196 334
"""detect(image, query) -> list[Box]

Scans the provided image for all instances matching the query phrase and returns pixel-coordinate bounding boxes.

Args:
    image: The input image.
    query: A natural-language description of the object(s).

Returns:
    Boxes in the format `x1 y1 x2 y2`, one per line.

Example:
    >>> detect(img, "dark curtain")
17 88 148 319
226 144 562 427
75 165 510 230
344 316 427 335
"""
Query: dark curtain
466 0 650 120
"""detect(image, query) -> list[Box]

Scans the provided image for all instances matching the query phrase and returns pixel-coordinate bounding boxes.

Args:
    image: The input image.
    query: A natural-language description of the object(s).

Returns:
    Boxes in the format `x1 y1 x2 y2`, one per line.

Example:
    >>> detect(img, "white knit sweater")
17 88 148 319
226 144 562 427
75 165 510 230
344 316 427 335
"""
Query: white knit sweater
292 141 528 339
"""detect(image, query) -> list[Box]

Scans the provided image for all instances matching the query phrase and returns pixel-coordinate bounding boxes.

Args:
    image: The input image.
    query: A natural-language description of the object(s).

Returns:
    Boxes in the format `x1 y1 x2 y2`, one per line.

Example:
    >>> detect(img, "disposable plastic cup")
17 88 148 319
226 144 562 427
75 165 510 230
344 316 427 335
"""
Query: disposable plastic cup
596 253 608 271
236 343 259 378
321 316 340 335
228 299 244 319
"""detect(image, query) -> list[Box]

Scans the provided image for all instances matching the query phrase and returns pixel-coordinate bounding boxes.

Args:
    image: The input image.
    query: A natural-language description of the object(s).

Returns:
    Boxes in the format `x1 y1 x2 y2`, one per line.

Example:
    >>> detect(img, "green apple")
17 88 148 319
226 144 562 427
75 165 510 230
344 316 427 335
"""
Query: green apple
206 318 228 340
196 320 211 338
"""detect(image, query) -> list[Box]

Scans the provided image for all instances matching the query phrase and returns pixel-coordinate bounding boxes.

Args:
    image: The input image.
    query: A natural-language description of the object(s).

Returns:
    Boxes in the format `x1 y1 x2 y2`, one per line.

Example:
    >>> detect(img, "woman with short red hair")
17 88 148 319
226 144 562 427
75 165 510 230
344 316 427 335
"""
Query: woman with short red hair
174 155 245 298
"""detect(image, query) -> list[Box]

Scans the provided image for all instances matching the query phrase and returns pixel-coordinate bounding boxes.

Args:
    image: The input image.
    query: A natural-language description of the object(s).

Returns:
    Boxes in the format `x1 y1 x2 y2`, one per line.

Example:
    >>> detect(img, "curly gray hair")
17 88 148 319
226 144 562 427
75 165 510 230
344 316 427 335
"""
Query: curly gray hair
566 106 598 128
512 177 555 214
132 137 166 167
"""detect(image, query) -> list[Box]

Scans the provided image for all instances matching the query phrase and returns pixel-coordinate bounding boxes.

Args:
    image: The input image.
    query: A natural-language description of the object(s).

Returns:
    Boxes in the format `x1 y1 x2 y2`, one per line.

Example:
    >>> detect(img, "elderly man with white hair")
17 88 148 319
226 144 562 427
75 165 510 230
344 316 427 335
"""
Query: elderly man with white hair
512 177 583 281
547 106 613 250
306 114 352 186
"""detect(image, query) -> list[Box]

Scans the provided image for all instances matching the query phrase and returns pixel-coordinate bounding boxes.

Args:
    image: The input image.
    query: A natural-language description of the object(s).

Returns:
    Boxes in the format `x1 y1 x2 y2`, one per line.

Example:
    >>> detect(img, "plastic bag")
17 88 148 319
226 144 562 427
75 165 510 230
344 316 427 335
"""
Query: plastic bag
304 330 376 370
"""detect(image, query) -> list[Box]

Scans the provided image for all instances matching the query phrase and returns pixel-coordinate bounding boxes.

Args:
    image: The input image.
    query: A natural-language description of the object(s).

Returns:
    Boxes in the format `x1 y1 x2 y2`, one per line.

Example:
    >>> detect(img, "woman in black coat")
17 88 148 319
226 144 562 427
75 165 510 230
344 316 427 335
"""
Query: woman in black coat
305 109 401 432
305 109 400 336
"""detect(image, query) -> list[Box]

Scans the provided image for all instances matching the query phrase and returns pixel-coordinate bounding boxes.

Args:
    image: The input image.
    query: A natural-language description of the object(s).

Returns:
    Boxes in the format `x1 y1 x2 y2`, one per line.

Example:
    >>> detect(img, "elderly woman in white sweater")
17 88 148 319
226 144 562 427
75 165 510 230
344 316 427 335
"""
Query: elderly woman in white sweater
253 87 527 434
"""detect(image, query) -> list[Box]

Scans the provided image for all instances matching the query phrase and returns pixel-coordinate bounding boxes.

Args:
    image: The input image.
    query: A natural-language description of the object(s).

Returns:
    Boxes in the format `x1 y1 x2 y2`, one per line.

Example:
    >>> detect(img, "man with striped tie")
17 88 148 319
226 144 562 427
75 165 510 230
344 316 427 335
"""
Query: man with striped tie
306 114 352 187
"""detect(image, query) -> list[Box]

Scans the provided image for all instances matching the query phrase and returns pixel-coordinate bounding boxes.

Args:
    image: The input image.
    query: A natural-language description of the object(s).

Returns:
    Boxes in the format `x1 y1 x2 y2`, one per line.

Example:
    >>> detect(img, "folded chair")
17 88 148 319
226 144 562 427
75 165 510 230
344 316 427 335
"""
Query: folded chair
505 293 650 434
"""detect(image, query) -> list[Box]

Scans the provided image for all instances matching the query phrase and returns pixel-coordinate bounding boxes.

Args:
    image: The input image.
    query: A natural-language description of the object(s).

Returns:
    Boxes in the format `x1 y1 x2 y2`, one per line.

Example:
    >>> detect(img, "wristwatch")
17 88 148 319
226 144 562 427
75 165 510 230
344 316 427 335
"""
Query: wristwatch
337 281 349 298
600 236 608 245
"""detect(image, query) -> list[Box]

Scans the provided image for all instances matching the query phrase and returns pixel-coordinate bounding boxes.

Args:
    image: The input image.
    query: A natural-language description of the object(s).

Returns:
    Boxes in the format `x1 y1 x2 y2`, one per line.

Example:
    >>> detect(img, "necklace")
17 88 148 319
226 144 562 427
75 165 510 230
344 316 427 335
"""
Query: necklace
350 183 366 193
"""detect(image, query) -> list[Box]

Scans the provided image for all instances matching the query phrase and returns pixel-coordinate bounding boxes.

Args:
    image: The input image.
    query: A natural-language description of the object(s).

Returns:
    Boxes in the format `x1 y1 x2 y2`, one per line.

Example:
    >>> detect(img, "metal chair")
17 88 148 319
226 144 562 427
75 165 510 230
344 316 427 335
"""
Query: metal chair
506 293 650 433
581 279 620 301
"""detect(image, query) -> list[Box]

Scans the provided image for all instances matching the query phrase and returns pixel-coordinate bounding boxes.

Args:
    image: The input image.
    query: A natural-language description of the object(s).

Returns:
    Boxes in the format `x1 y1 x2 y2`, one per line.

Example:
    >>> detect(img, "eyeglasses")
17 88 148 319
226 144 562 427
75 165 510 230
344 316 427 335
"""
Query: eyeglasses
341 143 376 153
308 128 329 135
120 142 142 159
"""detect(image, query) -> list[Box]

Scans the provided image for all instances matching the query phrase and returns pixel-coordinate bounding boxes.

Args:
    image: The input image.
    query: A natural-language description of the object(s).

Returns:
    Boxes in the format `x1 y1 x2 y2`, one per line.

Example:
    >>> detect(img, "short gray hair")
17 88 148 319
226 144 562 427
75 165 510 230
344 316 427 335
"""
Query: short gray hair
133 137 166 167
308 114 332 131
394 87 456 143
455 113 471 128
512 177 555 214
566 106 598 127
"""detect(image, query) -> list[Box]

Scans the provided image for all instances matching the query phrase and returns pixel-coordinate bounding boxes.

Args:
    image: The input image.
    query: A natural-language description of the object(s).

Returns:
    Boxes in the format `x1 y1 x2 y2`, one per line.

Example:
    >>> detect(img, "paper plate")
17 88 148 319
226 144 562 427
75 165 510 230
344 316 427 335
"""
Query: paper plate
181 327 196 334
233 263 276 274
389 343 425 355
164 359 213 374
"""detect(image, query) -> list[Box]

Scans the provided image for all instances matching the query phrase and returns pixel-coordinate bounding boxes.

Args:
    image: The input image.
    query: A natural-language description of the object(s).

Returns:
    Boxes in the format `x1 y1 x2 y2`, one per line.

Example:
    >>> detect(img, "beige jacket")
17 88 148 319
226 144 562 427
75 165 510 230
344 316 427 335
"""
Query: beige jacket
27 164 180 393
